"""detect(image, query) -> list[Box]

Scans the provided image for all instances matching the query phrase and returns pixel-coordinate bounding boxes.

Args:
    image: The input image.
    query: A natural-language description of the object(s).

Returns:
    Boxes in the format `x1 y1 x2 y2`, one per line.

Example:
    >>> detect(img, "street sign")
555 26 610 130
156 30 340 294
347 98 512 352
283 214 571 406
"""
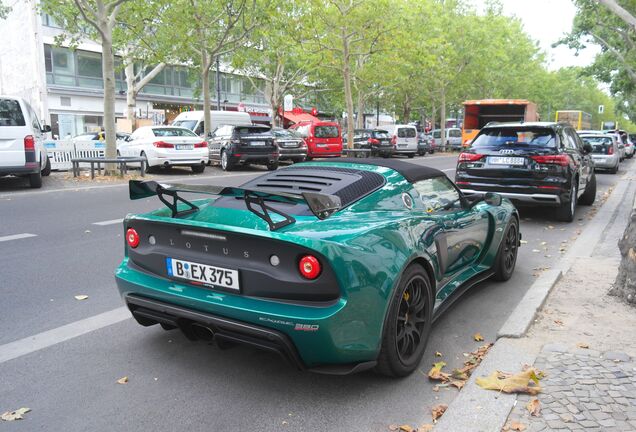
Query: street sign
598 105 604 114
284 95 293 112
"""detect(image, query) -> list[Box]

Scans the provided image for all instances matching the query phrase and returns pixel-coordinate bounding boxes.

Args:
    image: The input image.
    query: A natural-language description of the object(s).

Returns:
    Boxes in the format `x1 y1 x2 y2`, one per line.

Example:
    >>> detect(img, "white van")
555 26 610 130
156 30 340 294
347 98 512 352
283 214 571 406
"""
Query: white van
172 110 251 136
383 124 417 158
0 96 51 188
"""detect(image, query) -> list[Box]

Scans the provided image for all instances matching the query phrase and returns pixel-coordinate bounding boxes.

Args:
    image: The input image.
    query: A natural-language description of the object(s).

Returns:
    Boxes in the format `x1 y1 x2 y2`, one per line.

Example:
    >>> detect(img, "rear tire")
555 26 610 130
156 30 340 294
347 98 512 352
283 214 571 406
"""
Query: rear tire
407 153 415 159
220 150 234 171
375 264 433 377
41 156 51 176
141 152 154 174
492 218 519 281
191 164 205 173
29 170 42 188
610 164 619 174
555 181 577 222
578 172 596 205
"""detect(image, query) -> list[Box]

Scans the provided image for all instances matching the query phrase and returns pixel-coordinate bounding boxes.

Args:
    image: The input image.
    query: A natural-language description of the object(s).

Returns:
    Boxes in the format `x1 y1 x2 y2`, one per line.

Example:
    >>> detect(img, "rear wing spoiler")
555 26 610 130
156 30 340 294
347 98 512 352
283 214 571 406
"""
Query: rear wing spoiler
129 180 341 231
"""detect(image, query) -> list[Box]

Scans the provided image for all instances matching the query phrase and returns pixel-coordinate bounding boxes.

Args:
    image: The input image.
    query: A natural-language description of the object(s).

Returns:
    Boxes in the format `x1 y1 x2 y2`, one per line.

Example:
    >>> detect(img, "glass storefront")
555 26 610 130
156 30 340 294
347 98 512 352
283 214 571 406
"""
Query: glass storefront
50 113 103 139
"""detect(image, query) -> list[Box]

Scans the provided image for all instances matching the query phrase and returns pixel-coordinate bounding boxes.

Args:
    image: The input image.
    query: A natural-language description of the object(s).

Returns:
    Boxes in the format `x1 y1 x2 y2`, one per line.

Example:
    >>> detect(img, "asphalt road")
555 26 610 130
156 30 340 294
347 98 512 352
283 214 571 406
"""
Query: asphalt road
0 154 632 431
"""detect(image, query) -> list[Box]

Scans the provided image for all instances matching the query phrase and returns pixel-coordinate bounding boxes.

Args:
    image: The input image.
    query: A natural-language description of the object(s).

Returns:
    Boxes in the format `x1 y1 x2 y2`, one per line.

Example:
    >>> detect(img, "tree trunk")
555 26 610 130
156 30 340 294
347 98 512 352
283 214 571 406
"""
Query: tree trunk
124 62 137 130
101 33 117 172
610 205 636 305
440 88 447 152
201 50 211 138
402 96 411 123
356 90 365 129
342 32 355 149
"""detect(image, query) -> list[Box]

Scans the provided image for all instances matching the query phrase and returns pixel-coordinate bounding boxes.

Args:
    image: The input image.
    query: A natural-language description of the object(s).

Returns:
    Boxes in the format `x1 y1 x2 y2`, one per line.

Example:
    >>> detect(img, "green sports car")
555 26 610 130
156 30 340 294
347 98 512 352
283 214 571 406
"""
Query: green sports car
115 159 520 377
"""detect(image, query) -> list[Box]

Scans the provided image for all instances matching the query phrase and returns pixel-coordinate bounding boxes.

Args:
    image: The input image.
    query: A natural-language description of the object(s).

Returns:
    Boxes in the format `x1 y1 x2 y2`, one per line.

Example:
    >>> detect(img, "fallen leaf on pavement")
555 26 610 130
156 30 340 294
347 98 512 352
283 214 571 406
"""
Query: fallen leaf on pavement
450 380 465 390
547 225 554 230
451 369 469 381
577 343 589 349
116 376 129 384
428 362 450 382
388 425 399 431
502 421 526 431
519 240 528 244
473 333 484 341
554 319 564 326
1 408 31 421
435 351 442 357
526 398 541 416
431 404 447 422
74 295 89 300
399 425 414 432
476 368 542 395
418 425 434 432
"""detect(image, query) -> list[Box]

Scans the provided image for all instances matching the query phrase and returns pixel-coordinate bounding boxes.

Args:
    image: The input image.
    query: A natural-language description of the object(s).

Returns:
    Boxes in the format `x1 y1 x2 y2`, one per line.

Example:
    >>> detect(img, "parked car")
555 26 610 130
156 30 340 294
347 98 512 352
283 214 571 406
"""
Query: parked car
347 128 393 157
72 131 130 144
117 158 519 376
0 96 51 188
607 129 634 159
455 122 596 222
172 110 252 137
289 121 343 159
579 133 620 174
417 132 433 155
118 126 208 173
384 124 417 158
432 128 462 151
209 124 278 171
272 127 307 163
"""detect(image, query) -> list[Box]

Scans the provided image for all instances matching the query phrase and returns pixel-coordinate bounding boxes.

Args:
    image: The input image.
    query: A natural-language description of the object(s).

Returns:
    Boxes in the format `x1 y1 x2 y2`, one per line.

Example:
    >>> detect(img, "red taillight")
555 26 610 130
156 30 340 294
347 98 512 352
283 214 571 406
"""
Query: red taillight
608 145 614 155
530 154 570 167
299 255 321 279
126 228 140 248
153 141 174 148
24 135 35 151
391 135 397 145
368 138 380 145
194 141 207 148
458 152 484 162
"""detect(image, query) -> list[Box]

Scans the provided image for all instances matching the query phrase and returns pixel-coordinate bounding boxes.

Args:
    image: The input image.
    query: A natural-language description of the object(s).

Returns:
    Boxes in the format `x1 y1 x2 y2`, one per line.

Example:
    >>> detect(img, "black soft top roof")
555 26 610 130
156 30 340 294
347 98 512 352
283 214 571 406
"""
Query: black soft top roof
314 158 446 183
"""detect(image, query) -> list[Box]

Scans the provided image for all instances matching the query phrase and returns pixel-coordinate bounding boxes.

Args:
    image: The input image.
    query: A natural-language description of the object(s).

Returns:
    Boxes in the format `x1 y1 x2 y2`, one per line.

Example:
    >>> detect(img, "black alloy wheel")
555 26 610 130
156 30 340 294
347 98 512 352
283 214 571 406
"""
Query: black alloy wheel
395 275 429 364
493 218 519 281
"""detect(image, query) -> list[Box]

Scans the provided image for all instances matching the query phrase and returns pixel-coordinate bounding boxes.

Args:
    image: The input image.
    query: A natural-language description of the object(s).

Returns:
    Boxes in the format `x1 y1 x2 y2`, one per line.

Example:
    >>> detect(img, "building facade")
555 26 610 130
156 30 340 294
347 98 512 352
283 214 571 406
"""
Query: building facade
0 1 306 138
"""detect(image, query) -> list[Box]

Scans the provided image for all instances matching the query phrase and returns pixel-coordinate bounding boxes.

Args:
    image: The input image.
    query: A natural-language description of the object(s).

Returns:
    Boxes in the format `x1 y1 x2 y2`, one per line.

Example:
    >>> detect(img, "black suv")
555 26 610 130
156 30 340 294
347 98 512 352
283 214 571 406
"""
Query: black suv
209 124 278 171
348 129 393 157
455 122 596 222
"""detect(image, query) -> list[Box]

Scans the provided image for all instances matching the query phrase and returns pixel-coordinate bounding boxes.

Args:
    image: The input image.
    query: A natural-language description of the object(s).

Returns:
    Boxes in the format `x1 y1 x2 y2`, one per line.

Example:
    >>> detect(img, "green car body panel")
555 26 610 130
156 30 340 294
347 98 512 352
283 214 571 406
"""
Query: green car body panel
115 160 518 369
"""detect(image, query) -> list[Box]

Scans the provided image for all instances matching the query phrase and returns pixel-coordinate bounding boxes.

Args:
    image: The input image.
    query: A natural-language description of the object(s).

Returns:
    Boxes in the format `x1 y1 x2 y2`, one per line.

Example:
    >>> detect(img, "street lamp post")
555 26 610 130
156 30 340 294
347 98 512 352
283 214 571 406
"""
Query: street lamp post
215 56 221 111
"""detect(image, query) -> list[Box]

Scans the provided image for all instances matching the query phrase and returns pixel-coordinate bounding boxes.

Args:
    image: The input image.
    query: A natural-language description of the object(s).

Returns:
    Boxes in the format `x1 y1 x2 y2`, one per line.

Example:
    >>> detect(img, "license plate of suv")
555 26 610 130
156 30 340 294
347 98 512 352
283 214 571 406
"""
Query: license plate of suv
176 144 193 150
166 257 240 290
250 141 266 146
488 156 525 165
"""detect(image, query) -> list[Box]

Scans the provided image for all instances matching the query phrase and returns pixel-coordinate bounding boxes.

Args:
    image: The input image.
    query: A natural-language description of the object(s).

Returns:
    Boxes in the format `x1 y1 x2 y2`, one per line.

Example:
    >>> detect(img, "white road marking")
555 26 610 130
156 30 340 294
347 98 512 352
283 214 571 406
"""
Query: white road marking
0 307 130 364
0 233 37 242
442 168 455 172
93 218 123 226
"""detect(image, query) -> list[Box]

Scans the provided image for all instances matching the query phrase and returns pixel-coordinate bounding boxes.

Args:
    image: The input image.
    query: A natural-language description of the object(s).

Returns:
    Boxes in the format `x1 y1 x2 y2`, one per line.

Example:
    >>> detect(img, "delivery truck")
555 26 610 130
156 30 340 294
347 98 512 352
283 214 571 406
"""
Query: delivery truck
462 99 539 147
555 110 592 130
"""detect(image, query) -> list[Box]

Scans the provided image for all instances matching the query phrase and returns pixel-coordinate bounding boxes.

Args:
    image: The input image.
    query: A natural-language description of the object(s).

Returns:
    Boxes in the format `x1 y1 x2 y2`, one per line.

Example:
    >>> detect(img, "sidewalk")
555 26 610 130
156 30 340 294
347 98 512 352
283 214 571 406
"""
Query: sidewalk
436 173 636 432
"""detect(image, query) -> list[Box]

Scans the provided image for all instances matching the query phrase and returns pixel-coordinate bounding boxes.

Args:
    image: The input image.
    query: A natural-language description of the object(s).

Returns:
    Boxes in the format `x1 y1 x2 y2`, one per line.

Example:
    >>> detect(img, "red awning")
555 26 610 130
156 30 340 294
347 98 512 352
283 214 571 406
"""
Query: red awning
282 111 320 124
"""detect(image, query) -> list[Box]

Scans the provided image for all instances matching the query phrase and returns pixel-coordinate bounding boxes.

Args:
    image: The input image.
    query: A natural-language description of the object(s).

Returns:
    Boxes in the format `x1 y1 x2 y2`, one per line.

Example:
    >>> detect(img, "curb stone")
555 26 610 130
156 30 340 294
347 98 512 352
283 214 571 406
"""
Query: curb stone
435 174 635 431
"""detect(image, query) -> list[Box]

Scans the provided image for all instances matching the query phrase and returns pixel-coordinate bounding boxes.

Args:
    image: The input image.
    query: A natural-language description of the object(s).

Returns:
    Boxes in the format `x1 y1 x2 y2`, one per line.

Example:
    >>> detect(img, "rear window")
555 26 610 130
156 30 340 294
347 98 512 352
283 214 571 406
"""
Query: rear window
582 136 613 155
373 131 390 139
433 131 441 139
0 99 26 126
152 127 197 137
472 127 556 149
314 126 339 138
236 126 270 135
273 128 300 138
449 129 461 138
397 128 416 138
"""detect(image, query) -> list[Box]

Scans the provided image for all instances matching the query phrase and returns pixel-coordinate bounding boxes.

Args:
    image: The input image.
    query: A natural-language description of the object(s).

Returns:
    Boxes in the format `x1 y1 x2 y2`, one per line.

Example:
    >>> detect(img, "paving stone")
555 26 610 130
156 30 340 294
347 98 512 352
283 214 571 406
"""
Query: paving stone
544 343 568 353
598 418 617 427
580 419 599 428
612 411 628 421
591 410 610 421
604 351 632 362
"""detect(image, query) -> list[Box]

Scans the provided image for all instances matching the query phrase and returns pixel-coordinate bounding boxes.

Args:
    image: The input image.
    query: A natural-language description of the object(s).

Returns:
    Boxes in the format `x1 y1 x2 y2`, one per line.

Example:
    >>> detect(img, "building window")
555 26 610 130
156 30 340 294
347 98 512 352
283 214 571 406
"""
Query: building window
41 13 62 28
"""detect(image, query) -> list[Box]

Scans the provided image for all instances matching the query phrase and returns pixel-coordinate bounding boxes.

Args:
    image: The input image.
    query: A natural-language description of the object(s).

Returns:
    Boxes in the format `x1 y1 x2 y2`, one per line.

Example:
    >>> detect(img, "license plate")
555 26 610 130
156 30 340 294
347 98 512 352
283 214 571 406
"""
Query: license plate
250 141 266 146
166 257 240 291
398 144 407 147
488 156 525 165
176 144 193 150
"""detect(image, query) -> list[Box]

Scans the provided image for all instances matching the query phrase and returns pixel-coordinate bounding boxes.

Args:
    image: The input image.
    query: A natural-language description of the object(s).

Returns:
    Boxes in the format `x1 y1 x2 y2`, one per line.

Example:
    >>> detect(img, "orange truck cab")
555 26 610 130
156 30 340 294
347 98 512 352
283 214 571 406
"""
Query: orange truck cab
462 99 539 147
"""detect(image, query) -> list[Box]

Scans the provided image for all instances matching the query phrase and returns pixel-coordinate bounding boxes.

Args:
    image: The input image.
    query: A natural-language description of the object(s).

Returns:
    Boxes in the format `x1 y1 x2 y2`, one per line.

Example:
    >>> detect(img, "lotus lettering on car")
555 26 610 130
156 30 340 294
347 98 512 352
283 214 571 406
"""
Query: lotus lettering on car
115 159 519 377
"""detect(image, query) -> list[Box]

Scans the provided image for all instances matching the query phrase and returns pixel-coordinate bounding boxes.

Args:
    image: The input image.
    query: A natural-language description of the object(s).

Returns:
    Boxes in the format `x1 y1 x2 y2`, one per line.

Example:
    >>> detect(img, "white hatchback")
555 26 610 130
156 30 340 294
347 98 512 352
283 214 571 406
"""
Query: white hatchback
0 96 51 188
383 124 418 158
118 126 209 173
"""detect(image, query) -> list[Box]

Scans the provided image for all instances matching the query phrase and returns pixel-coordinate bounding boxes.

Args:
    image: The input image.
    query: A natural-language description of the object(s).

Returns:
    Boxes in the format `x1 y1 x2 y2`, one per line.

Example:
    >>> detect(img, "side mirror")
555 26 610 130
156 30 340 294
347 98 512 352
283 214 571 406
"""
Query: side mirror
41 125 52 133
582 142 593 154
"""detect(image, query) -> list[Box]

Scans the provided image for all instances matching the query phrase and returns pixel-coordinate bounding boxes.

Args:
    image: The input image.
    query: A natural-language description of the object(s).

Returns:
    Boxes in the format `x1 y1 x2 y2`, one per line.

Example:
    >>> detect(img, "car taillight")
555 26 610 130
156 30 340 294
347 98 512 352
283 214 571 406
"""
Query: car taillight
299 255 321 280
608 145 614 155
153 141 174 148
391 135 397 145
368 138 380 145
194 141 207 148
24 135 35 150
126 228 140 248
530 154 570 167
458 152 484 162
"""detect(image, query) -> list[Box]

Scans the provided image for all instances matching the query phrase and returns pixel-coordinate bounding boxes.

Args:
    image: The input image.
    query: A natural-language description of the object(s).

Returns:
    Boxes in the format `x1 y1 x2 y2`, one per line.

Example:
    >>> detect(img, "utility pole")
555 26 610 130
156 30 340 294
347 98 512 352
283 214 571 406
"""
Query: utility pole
215 56 221 111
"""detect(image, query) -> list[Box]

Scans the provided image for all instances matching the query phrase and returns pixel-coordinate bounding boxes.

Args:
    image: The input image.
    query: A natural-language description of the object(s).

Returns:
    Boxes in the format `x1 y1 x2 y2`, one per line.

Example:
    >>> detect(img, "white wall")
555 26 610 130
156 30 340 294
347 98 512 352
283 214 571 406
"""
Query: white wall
0 0 47 119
